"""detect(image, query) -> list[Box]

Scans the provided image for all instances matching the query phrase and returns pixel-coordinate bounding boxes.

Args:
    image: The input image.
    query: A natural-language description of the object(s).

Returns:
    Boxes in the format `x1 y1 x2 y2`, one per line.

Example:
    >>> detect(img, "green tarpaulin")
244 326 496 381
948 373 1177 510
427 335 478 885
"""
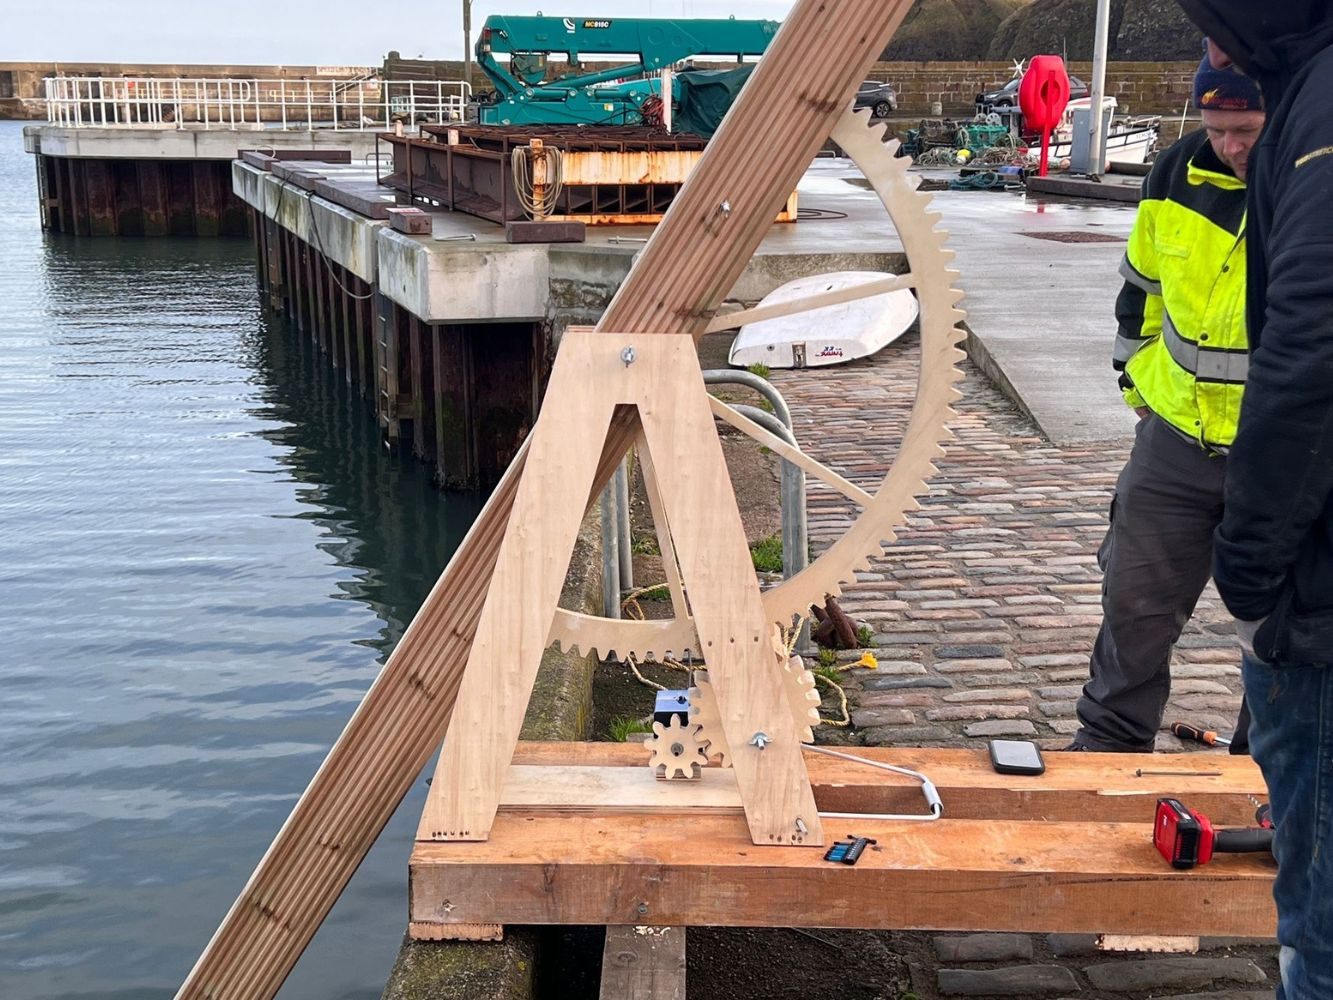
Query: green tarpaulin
673 64 755 138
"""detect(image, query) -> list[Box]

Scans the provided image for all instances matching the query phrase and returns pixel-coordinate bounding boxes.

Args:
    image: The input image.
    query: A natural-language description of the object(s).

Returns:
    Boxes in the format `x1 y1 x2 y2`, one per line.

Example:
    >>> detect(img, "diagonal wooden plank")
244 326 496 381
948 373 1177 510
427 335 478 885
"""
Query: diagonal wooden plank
175 2 920 996
636 338 821 844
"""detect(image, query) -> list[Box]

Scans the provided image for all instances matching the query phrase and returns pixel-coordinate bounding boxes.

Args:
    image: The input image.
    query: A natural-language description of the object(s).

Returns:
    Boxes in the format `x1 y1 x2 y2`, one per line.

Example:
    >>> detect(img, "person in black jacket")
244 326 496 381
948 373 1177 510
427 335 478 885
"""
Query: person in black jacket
1175 3 1333 998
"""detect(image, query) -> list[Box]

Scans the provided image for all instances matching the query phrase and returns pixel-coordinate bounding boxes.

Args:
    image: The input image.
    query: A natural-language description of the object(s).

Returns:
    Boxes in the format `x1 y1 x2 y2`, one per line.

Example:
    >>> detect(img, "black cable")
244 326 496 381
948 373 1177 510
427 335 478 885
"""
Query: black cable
796 207 849 221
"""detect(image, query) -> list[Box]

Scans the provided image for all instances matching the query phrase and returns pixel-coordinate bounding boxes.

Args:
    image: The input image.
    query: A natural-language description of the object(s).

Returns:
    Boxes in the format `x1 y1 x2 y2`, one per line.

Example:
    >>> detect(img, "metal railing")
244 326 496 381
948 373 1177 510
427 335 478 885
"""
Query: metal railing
43 76 472 130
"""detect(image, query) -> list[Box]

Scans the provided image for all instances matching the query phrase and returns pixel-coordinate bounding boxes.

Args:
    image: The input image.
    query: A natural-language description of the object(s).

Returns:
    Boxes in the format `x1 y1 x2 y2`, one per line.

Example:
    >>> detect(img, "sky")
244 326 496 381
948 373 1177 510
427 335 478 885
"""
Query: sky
3 1 799 65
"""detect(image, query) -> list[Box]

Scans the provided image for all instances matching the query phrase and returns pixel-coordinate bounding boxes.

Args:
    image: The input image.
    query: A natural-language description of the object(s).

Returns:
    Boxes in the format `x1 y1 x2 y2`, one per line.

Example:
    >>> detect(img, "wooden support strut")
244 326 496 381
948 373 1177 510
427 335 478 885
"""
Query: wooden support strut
174 2 920 996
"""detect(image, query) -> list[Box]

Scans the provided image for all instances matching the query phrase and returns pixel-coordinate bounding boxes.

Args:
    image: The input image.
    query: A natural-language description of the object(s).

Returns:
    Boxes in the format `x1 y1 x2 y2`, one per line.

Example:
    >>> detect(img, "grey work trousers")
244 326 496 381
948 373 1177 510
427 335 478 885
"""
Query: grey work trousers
1075 414 1228 751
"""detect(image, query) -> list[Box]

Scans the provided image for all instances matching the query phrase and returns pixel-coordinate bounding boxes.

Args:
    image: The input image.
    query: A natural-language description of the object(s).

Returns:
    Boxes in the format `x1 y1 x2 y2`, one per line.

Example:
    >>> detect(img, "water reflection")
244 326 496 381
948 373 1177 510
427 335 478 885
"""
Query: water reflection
0 121 479 1000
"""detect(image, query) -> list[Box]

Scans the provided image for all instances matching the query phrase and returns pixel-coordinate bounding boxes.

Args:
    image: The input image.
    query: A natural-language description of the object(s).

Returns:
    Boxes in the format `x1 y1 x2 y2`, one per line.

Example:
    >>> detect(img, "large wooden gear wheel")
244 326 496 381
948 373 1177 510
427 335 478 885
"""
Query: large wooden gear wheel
547 108 967 663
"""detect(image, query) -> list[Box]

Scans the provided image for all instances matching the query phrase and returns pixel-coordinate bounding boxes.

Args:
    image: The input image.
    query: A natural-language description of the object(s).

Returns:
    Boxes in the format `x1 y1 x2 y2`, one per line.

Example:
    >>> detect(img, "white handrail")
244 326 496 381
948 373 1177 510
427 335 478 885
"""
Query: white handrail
42 75 472 130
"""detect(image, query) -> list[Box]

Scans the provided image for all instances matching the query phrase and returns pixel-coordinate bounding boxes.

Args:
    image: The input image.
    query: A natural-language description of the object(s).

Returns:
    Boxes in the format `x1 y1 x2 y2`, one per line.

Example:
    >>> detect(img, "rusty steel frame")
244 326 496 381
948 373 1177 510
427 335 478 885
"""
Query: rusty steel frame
378 124 796 226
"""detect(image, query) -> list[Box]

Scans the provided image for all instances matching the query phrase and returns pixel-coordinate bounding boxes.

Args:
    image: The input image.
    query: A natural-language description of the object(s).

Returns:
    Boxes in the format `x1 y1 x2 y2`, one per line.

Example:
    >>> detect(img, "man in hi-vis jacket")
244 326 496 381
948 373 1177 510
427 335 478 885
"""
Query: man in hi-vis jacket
1071 58 1263 754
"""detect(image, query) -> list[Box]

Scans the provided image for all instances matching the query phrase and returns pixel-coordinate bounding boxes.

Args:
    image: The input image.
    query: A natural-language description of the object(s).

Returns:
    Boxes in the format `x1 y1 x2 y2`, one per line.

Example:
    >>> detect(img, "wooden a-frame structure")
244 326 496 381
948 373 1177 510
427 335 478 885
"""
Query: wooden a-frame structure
176 3 923 997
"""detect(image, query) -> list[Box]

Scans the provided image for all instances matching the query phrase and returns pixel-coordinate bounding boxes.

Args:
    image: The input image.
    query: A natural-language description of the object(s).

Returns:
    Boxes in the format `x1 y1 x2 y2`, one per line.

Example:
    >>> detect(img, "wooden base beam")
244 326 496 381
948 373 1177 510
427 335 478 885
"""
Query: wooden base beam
409 811 1275 938
408 742 1274 939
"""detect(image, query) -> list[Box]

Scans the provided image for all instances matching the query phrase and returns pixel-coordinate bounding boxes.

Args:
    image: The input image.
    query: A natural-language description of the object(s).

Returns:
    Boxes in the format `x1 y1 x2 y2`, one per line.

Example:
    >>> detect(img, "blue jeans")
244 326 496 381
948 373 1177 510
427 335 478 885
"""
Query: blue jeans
1243 653 1333 1000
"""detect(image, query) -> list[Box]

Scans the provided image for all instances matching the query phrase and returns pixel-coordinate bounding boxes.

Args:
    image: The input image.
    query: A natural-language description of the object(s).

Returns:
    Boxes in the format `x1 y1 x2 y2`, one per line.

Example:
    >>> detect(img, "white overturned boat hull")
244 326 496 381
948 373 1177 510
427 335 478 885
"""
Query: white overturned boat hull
728 271 919 369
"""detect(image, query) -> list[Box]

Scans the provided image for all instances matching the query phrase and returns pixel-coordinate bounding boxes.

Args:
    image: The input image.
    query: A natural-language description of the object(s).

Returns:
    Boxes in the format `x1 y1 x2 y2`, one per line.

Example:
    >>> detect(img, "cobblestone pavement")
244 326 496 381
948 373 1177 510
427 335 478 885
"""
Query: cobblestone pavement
771 336 1245 751
760 337 1273 1000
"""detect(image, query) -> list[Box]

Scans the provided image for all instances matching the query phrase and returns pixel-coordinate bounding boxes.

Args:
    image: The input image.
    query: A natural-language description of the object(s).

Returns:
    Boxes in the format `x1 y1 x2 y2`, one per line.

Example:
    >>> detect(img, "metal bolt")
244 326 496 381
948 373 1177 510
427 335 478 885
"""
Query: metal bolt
718 199 732 217
749 732 770 750
621 346 636 366
637 902 649 915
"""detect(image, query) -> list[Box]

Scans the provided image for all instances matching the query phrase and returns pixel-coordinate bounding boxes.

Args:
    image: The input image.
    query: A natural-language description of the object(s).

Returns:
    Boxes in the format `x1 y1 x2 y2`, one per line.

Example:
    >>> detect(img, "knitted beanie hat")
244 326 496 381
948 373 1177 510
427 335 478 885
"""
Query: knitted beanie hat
1193 54 1263 111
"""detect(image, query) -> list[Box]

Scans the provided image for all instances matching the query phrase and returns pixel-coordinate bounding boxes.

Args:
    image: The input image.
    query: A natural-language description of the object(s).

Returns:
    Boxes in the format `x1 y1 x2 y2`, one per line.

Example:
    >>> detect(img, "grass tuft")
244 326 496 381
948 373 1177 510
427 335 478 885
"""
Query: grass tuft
812 663 841 683
609 715 652 742
630 535 660 555
750 533 784 573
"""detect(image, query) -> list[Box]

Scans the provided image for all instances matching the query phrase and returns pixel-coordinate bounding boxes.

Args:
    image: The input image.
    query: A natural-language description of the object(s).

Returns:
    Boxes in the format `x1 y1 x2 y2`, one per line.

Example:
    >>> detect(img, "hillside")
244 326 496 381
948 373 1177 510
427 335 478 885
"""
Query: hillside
881 0 1031 60
986 0 1205 61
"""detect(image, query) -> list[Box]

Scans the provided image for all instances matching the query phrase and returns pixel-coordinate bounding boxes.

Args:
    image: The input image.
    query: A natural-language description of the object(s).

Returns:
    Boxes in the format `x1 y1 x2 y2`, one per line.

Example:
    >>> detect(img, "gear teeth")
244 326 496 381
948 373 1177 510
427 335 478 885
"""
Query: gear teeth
688 670 732 767
784 655 822 743
644 716 709 780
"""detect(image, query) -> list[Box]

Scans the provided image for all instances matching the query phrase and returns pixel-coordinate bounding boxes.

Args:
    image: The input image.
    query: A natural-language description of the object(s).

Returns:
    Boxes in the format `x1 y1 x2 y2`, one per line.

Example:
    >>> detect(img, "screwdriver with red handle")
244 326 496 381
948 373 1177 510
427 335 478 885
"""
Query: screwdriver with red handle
1171 721 1232 747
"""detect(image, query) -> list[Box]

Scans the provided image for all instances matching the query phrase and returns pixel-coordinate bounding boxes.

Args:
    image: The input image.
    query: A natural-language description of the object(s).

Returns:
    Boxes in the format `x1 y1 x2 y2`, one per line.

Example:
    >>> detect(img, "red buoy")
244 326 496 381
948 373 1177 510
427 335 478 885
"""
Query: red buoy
1018 55 1071 177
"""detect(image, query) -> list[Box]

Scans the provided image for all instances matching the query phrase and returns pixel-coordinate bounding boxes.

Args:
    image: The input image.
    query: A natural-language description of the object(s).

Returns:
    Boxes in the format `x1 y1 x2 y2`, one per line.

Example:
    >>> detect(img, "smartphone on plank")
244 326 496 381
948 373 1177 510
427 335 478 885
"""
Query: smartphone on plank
988 739 1046 775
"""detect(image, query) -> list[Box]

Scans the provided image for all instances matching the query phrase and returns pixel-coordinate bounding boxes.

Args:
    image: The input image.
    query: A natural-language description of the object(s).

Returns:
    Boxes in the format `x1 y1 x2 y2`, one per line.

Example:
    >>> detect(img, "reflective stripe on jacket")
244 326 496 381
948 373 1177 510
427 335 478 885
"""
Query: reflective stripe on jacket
1113 130 1248 450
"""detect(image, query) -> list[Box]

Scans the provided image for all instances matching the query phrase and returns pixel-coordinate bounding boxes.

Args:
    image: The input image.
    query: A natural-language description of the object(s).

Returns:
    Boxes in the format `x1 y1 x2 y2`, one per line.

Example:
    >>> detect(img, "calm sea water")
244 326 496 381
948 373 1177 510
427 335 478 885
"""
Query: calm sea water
0 121 482 999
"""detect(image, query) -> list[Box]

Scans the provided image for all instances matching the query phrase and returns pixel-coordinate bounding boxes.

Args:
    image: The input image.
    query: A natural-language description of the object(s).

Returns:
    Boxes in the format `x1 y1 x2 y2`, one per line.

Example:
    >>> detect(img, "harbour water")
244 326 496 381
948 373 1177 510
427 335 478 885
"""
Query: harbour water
0 121 482 999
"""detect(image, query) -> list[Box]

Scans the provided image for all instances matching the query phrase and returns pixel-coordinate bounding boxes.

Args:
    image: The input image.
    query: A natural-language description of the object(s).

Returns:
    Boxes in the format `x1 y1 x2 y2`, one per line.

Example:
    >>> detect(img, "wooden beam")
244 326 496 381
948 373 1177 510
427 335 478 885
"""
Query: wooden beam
709 397 874 507
409 813 1277 938
487 744 1269 826
408 921 503 942
600 927 686 1000
174 2 922 996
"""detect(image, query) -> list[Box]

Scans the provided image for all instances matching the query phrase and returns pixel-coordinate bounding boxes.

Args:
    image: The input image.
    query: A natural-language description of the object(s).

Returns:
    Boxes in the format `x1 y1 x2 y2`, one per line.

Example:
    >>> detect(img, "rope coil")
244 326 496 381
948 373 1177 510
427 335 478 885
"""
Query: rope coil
510 144 565 219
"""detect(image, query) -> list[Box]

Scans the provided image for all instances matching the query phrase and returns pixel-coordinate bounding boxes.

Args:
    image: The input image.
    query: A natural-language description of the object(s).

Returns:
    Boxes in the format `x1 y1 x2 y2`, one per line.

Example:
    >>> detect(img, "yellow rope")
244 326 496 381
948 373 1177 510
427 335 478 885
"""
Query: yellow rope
814 673 850 727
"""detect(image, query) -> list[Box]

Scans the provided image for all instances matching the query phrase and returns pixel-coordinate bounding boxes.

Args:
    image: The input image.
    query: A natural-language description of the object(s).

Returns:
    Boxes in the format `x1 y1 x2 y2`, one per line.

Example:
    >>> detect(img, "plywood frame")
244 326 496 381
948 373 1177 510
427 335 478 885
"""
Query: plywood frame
422 330 821 846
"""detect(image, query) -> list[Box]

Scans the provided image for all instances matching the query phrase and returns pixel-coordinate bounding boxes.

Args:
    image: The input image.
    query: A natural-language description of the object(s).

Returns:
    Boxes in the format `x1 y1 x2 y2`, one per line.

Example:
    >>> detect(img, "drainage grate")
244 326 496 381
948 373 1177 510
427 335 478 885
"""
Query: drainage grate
1020 230 1127 244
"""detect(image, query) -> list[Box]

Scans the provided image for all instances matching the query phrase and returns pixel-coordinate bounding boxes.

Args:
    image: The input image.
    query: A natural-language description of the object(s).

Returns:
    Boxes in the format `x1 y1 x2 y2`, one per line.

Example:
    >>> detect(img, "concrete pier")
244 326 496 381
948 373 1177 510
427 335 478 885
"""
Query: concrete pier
25 126 378 237
233 153 903 491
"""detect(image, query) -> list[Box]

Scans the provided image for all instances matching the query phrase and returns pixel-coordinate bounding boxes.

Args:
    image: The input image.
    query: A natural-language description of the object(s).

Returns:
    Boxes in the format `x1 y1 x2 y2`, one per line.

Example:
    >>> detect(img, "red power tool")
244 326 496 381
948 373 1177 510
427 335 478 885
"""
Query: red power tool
1153 798 1274 869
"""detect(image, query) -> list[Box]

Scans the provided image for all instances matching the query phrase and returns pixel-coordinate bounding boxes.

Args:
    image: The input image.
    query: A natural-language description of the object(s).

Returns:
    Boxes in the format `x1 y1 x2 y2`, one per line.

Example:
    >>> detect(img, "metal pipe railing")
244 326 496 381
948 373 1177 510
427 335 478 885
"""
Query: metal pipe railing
596 374 809 637
42 75 472 130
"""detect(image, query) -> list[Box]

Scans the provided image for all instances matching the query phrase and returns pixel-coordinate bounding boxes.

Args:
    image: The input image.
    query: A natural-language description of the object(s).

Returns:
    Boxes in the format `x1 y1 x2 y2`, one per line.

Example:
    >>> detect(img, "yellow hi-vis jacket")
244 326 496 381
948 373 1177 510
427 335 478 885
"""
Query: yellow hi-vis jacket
1114 130 1248 451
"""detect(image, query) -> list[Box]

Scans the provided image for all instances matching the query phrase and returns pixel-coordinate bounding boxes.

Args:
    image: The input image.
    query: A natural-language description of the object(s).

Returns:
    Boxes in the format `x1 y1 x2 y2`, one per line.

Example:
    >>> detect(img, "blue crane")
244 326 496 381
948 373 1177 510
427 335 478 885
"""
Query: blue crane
475 14 779 126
